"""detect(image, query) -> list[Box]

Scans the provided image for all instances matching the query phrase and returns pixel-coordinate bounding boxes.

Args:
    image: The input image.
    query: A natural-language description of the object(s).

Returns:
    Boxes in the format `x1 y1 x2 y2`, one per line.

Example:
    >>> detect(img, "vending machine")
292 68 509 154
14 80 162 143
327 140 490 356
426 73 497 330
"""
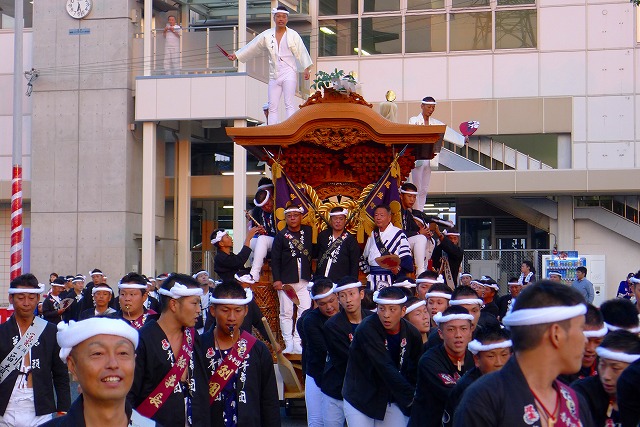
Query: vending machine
542 254 606 306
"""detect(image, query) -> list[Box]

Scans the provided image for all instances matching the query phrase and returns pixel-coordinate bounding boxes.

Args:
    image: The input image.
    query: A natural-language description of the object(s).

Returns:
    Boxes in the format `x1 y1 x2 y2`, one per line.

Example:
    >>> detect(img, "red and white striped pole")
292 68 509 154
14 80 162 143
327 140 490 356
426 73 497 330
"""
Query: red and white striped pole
10 166 23 280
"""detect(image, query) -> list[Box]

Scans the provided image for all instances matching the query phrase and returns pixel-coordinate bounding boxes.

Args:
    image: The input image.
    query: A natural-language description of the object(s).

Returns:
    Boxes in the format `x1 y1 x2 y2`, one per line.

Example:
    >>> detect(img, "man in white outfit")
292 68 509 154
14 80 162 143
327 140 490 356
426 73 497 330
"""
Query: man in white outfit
163 15 181 75
228 5 313 124
409 96 466 210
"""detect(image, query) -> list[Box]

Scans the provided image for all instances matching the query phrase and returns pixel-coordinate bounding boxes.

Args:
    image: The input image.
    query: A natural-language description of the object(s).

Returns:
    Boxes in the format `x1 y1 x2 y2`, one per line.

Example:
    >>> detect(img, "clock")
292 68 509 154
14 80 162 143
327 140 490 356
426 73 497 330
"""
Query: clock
66 0 92 19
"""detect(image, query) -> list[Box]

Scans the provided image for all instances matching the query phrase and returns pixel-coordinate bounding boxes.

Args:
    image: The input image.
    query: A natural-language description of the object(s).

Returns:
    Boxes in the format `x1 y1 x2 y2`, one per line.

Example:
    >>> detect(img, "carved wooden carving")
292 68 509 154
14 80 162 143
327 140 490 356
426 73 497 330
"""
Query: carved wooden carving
302 126 371 150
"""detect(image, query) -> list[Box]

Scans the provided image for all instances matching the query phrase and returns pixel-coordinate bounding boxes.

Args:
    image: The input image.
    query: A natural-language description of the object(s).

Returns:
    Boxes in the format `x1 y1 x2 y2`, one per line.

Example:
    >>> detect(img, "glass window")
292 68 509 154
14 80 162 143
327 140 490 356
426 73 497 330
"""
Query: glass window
318 19 358 56
0 0 33 28
498 0 535 5
452 0 490 8
496 10 537 49
319 0 357 16
408 0 445 10
450 12 492 51
363 0 400 13
405 15 447 53
361 16 402 54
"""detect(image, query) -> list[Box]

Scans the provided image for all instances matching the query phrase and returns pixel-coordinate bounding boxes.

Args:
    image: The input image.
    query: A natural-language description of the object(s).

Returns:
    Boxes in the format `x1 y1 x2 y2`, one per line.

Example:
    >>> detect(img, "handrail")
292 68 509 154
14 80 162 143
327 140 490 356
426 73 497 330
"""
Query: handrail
444 137 553 171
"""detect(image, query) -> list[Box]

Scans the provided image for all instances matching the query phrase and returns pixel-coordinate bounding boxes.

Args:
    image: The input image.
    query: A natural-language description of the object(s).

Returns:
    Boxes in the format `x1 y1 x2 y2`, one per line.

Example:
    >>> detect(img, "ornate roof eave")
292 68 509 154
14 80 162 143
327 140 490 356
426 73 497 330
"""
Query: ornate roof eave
226 95 446 160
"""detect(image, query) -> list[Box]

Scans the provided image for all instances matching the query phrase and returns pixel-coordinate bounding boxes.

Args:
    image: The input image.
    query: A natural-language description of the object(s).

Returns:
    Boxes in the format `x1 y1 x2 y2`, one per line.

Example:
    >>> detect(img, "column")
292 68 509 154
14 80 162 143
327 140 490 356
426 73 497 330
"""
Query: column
176 121 192 273
233 120 248 253
556 196 575 251
141 122 157 275
237 0 247 73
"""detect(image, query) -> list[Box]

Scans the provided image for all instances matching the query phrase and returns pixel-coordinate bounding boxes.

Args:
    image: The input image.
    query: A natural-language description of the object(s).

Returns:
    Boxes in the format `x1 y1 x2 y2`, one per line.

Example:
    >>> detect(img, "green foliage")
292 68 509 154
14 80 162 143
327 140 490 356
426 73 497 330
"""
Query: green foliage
311 68 357 91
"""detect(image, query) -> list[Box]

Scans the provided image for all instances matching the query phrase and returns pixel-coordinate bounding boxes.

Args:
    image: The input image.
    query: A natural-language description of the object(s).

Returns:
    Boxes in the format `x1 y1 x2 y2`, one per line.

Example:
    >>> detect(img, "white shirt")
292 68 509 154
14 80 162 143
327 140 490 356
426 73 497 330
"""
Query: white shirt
164 25 181 50
409 114 465 147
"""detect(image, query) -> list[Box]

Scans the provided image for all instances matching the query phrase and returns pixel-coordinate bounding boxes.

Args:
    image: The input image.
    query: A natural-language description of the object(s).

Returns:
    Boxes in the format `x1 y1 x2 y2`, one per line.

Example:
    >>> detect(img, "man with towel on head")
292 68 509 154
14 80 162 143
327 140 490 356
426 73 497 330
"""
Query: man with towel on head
315 206 360 282
43 317 157 426
116 273 160 330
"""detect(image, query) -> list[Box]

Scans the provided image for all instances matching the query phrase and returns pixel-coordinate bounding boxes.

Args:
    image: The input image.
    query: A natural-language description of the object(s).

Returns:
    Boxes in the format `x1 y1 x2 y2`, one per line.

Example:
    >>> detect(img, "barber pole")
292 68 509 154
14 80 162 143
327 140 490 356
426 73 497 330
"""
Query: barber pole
10 165 22 279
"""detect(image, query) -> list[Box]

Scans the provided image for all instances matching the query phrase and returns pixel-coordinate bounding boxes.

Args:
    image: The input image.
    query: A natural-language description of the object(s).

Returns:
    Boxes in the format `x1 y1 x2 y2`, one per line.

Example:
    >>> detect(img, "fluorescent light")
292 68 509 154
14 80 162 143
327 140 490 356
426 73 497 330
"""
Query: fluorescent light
223 205 234 209
221 171 264 176
353 48 371 56
320 26 336 35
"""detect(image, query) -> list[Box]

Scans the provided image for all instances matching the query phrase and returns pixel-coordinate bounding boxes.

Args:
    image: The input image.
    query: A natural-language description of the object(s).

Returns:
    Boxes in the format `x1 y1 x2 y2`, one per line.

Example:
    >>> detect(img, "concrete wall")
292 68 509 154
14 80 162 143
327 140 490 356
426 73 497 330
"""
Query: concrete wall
29 0 148 283
575 218 640 300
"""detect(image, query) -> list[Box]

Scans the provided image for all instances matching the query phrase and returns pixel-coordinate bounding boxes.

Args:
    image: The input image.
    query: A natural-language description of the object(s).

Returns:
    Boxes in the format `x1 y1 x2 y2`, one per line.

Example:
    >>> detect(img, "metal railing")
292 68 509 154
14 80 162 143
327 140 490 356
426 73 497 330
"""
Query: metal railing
191 250 215 277
444 137 553 170
575 196 640 225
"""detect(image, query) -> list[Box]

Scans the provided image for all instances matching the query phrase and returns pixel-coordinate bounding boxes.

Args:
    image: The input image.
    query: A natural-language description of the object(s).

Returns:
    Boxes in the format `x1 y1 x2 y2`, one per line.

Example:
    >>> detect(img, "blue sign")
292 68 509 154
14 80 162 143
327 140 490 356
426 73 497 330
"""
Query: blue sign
69 28 90 35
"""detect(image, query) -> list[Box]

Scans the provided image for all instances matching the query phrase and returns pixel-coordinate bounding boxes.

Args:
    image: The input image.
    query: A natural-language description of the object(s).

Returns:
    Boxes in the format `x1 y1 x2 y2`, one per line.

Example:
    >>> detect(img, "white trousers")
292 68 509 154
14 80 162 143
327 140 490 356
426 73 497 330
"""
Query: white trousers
410 161 432 211
305 375 324 427
344 400 408 427
249 235 274 280
164 47 180 75
277 281 311 346
407 234 427 276
0 388 52 427
267 67 297 125
321 394 346 427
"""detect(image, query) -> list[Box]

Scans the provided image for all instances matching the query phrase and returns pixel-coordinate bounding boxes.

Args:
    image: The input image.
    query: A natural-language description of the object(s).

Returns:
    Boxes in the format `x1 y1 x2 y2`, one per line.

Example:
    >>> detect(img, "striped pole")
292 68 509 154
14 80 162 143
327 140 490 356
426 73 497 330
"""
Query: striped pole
10 165 23 279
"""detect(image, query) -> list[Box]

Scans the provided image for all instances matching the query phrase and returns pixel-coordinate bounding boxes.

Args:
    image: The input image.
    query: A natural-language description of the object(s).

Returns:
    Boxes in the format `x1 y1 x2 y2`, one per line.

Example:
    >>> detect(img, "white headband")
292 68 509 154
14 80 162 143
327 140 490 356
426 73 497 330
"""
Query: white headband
57 318 139 362
234 273 256 285
8 284 45 295
596 347 640 364
306 281 315 291
257 183 273 191
211 230 227 245
548 272 562 277
118 282 147 290
329 209 348 217
210 288 253 305
433 312 474 326
373 291 407 305
92 286 113 295
254 189 271 207
629 277 640 284
72 277 84 283
311 284 337 300
450 298 483 306
443 230 460 237
424 292 451 300
157 283 204 299
460 274 472 278
417 276 445 285
421 100 437 105
393 280 416 288
334 282 362 293
502 304 586 327
405 300 426 315
480 282 499 291
399 188 418 195
51 283 66 288
468 339 513 355
284 206 304 214
156 275 168 280
604 322 640 334
583 325 608 338
272 7 289 14
89 271 103 277
192 270 209 279
508 282 521 286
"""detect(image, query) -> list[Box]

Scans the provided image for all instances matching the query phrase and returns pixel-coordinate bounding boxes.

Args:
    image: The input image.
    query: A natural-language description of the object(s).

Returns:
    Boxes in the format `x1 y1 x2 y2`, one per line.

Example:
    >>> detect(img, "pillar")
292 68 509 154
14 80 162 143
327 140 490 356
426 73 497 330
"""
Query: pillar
176 121 192 273
233 120 248 253
141 122 157 275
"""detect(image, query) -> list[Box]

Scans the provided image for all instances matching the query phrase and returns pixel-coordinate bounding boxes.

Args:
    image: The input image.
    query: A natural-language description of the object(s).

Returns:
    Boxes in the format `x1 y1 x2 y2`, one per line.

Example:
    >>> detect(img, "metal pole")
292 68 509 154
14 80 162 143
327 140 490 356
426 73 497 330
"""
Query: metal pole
11 0 24 279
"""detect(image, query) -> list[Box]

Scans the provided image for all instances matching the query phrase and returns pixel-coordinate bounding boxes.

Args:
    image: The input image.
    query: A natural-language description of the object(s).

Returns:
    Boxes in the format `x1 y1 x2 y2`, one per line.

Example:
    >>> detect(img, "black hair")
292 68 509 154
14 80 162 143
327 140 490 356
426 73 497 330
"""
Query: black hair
275 5 288 12
600 299 639 330
361 289 376 310
522 260 535 274
311 277 334 297
254 189 270 205
90 269 103 275
395 286 415 299
376 286 406 302
404 297 424 314
509 281 585 352
418 270 439 280
211 281 246 301
422 96 436 103
452 286 480 300
447 227 459 235
508 277 519 283
10 273 39 289
284 201 302 211
428 283 453 295
336 276 361 287
584 304 604 328
53 277 66 286
475 325 511 345
257 177 273 188
576 266 587 275
159 273 200 312
600 330 640 354
400 182 418 192
118 272 149 296
373 204 391 214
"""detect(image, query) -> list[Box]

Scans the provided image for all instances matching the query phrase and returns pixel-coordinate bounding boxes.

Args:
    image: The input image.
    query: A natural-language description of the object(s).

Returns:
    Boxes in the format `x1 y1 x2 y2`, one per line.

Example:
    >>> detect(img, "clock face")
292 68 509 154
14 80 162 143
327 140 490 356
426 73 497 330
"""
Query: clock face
66 0 92 19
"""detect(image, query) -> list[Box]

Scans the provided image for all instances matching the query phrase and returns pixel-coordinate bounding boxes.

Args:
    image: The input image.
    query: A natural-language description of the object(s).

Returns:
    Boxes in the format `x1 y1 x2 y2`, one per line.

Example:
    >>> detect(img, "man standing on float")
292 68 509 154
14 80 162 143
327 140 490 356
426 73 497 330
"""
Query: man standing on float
228 5 312 125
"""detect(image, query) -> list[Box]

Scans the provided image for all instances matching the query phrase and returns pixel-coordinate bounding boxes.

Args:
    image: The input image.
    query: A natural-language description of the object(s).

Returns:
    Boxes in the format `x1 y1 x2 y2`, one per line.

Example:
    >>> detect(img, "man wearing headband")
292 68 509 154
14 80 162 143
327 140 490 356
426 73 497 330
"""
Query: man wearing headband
321 277 373 427
302 279 340 427
399 182 432 277
361 204 414 291
116 273 159 330
477 276 499 318
79 283 117 320
454 281 593 426
212 227 260 282
239 184 277 284
228 5 312 125
558 304 605 386
600 298 640 334
315 206 360 282
443 327 512 427
548 271 563 282
425 282 452 327
430 225 463 290
0 274 70 426
497 277 522 322
200 282 280 427
410 306 474 427
416 270 441 300
404 297 430 344
80 268 111 314
572 330 640 427
43 318 156 426
459 273 472 287
408 96 465 210
271 202 313 354
42 277 71 325
192 270 214 334
342 287 422 425
128 274 210 426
